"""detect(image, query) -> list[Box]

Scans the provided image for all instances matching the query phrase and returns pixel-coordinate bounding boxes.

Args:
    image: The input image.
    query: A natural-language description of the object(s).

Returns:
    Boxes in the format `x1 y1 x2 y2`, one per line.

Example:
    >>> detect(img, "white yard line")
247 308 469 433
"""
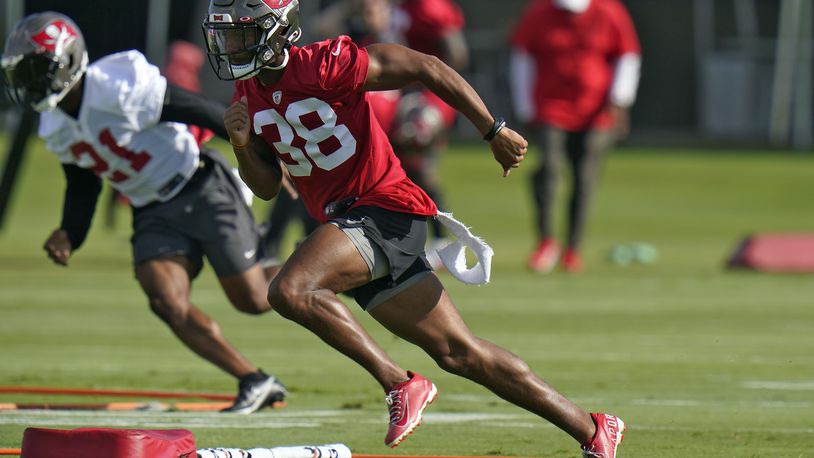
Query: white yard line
447 393 814 409
741 380 814 390
0 410 525 430
631 398 813 408
2 402 812 433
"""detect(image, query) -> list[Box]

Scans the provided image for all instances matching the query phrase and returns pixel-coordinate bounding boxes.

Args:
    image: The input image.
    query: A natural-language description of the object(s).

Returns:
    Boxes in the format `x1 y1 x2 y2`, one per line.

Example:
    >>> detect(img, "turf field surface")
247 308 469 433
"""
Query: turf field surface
1 137 812 457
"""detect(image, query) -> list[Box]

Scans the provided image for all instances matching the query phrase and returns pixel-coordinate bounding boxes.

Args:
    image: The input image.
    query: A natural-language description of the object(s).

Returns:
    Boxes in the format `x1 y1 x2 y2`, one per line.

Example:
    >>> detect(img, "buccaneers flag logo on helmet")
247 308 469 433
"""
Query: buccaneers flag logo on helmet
30 20 79 56
265 0 294 7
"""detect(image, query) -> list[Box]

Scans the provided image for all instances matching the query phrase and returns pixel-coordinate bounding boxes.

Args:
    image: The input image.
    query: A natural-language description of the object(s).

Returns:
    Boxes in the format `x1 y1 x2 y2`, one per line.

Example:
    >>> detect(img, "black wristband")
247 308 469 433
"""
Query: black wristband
483 116 507 142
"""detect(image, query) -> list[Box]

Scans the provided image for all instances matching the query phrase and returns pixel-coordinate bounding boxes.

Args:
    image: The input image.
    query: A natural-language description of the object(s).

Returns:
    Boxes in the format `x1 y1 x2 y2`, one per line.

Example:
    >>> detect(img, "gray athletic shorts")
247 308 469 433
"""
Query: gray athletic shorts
131 150 262 278
330 206 433 311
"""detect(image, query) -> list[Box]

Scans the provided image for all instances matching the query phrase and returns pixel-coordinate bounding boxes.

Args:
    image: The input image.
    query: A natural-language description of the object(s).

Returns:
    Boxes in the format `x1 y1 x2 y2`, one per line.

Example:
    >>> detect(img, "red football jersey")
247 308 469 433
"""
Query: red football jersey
510 0 640 130
234 36 437 223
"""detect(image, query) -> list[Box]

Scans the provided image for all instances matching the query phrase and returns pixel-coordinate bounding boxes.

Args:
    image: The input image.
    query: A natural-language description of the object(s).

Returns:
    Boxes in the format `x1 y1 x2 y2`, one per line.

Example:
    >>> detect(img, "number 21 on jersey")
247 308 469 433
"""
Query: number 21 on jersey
69 128 152 182
253 98 356 177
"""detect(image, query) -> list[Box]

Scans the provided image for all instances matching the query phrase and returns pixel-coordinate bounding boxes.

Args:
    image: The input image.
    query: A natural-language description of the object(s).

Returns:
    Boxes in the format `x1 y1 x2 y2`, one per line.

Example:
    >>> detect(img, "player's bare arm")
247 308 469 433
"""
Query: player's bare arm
363 43 528 176
224 95 283 200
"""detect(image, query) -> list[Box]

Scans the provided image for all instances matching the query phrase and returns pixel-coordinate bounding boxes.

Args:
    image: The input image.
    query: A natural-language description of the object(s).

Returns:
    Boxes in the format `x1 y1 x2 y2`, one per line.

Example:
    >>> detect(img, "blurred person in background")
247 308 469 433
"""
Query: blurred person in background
313 0 403 136
391 0 469 268
1 11 287 413
204 1 625 456
312 0 468 269
259 184 319 266
314 0 397 46
509 0 640 273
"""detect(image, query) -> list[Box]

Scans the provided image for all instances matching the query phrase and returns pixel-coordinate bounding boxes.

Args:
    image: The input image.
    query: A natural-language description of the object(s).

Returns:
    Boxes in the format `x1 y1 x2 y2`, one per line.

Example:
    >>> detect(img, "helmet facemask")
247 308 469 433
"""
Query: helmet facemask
1 13 88 112
203 0 301 81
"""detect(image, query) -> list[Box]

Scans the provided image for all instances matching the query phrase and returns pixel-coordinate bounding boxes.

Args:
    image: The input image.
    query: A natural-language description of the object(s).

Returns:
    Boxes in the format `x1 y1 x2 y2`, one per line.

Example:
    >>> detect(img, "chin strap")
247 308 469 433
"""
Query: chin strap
434 212 494 285
267 48 290 70
234 48 290 80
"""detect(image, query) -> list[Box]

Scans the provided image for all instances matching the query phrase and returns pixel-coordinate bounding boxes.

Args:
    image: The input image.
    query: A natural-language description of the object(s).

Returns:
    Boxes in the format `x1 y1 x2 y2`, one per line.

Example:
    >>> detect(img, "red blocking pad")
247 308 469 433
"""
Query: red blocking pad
728 233 814 272
21 428 196 458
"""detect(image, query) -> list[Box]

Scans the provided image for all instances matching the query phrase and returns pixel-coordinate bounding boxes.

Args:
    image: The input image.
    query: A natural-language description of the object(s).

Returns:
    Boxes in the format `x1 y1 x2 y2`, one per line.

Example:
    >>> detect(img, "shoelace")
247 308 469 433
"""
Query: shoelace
385 389 403 424
580 446 604 458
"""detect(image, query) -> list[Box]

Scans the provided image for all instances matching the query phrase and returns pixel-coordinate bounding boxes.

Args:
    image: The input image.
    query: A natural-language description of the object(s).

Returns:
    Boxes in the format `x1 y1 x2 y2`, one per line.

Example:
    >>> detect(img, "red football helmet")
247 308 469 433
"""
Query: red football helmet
390 92 444 154
1 12 88 112
202 0 301 81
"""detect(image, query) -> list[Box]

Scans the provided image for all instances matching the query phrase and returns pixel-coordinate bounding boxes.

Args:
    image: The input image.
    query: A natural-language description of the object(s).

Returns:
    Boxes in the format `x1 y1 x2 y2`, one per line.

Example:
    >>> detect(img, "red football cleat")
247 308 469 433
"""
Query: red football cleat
384 371 438 448
562 248 584 273
581 412 626 458
528 238 560 273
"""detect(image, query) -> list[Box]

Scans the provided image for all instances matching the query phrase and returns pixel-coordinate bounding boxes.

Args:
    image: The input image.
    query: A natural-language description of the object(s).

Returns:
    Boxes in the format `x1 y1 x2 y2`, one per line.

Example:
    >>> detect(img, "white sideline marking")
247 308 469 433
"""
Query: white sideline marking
631 399 813 408
491 420 812 435
632 425 814 434
447 394 814 409
422 412 521 423
741 380 814 390
0 411 323 429
0 410 528 430
0 416 321 429
1 410 812 436
2 401 813 432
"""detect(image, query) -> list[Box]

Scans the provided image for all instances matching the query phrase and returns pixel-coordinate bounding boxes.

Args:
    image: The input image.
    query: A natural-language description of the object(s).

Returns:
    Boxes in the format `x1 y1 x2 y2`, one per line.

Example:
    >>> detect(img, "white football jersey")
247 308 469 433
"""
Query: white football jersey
38 50 200 207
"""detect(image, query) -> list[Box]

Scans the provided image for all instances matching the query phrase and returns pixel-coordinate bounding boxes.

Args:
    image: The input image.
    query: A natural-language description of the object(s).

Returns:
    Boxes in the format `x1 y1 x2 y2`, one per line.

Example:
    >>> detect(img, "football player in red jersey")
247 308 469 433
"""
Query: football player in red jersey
204 0 624 455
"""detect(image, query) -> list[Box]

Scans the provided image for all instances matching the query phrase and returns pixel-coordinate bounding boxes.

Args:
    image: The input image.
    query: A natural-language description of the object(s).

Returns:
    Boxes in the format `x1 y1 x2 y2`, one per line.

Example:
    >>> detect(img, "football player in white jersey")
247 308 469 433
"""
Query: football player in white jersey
1 11 286 414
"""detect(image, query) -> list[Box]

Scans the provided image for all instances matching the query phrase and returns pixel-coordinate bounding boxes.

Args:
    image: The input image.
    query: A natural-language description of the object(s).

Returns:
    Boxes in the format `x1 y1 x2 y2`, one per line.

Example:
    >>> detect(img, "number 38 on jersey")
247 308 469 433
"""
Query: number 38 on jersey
253 98 357 177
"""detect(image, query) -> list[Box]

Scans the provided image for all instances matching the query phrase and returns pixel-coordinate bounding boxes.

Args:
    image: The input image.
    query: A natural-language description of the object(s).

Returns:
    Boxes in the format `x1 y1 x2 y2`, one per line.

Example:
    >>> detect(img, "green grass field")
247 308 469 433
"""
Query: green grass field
1 136 813 457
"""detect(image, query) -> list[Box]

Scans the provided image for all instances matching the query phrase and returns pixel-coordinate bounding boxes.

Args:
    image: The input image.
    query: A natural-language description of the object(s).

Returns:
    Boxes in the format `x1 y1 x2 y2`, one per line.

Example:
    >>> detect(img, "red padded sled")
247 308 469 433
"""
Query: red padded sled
728 233 814 273
20 428 196 458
